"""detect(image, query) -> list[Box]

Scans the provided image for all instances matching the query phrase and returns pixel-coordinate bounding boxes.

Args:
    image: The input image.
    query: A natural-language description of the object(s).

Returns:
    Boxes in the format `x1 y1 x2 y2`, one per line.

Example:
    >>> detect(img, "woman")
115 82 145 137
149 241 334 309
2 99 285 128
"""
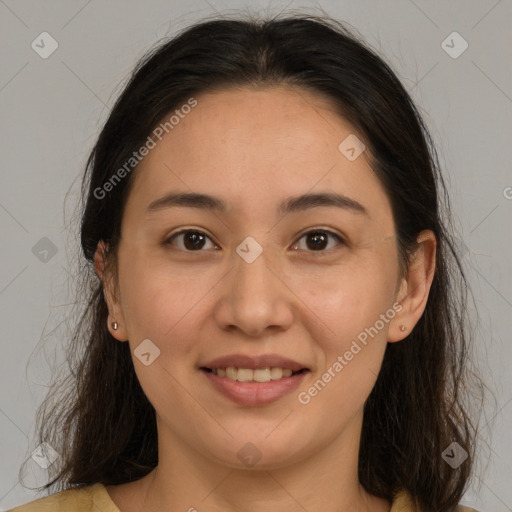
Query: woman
12 13 483 512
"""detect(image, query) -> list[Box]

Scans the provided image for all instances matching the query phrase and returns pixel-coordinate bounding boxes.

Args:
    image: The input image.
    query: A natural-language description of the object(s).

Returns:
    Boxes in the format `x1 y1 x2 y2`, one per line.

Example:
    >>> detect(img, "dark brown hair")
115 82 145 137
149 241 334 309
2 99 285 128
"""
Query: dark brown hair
25 12 485 512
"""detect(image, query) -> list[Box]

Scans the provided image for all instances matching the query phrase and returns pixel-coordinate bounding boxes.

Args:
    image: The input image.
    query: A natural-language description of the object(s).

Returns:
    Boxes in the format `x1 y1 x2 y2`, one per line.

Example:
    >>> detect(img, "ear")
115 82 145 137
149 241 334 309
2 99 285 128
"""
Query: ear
388 230 437 342
94 240 129 342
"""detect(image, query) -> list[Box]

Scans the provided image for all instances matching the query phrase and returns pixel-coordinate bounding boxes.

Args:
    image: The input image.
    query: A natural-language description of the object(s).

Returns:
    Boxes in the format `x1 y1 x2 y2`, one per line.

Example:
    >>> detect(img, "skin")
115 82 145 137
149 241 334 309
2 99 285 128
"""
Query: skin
95 85 436 512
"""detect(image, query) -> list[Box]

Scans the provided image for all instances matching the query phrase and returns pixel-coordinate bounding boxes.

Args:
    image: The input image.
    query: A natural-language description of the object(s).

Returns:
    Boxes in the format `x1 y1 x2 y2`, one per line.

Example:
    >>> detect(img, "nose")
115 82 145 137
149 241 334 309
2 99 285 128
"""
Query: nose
213 243 294 338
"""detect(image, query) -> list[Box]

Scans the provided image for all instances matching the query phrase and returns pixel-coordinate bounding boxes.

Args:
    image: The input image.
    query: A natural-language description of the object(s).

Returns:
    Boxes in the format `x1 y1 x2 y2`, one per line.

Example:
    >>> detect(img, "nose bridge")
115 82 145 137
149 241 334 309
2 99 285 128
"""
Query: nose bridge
236 239 274 294
216 235 293 336
235 237 278 306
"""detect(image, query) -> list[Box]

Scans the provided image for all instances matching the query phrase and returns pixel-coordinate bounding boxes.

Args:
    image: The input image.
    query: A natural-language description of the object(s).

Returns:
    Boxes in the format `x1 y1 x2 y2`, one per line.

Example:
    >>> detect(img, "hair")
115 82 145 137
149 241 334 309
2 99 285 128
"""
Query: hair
24 12 486 512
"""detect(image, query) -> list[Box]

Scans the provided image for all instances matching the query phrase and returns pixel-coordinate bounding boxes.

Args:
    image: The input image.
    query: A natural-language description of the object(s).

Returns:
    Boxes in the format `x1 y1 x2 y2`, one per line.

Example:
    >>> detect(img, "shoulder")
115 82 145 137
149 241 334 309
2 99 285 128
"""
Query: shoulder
391 490 482 512
8 483 120 512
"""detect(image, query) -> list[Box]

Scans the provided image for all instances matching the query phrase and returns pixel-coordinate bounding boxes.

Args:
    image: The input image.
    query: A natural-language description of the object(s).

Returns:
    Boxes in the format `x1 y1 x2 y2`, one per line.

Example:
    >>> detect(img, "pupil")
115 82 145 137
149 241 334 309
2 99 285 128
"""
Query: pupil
184 232 205 250
307 232 327 250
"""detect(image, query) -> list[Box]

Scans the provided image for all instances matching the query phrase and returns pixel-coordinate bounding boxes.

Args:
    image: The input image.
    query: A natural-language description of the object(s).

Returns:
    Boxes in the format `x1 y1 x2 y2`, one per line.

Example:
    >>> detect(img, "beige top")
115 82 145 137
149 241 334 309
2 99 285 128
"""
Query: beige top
8 483 480 511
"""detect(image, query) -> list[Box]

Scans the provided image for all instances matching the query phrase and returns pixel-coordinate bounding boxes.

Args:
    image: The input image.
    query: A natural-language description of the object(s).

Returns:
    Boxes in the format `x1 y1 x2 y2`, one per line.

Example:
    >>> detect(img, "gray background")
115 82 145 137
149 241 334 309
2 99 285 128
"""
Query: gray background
1 0 511 510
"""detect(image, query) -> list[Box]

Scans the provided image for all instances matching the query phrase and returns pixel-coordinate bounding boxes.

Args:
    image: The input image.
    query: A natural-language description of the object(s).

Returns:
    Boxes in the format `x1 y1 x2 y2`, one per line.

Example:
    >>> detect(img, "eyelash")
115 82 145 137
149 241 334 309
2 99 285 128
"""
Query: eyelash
164 228 345 254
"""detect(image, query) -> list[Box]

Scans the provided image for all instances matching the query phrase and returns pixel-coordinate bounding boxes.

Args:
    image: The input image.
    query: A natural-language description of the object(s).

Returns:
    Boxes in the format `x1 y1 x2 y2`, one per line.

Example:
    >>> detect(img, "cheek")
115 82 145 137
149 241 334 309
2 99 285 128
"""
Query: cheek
301 258 397 345
118 254 219 357
295 271 394 426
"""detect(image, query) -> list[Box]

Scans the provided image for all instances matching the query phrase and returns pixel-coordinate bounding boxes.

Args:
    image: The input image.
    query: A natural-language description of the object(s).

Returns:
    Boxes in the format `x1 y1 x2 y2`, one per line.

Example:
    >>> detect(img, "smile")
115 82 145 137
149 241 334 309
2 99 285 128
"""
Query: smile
206 367 306 382
201 367 310 406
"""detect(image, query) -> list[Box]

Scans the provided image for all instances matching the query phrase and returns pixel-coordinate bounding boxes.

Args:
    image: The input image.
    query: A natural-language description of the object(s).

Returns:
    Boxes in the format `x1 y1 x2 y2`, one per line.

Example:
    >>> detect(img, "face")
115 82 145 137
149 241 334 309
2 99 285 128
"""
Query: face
100 86 416 470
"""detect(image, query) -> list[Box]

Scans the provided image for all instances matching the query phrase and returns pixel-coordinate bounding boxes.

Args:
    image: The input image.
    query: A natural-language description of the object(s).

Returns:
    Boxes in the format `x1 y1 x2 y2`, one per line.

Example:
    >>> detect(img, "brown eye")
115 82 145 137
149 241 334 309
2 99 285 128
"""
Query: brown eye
165 229 344 253
291 230 344 252
166 230 217 251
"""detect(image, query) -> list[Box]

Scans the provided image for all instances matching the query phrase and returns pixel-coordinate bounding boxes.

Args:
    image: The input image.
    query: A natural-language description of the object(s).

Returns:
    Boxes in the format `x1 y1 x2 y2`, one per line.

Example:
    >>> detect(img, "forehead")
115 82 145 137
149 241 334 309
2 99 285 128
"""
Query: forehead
151 85 354 169
126 85 392 224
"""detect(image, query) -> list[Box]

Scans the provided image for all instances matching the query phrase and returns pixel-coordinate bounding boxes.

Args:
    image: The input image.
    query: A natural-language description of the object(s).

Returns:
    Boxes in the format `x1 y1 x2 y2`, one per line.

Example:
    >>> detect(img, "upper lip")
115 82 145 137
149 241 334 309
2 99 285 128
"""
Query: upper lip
201 353 309 372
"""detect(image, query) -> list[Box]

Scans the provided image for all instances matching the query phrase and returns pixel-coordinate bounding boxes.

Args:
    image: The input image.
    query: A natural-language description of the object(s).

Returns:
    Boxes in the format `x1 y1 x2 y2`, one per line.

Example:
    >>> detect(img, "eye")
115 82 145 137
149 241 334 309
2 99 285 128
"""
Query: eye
165 230 218 251
164 228 345 253
290 229 345 253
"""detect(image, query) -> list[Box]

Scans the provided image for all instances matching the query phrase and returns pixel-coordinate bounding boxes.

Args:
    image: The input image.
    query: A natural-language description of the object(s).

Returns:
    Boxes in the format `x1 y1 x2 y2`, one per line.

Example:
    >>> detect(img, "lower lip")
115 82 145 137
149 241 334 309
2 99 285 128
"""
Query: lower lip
201 369 308 406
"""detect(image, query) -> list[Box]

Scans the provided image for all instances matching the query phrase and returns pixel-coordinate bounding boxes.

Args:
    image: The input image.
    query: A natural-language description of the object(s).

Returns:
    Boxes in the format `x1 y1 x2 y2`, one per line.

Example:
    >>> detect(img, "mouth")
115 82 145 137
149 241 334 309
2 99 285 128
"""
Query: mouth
199 353 311 406
200 366 309 383
199 355 310 405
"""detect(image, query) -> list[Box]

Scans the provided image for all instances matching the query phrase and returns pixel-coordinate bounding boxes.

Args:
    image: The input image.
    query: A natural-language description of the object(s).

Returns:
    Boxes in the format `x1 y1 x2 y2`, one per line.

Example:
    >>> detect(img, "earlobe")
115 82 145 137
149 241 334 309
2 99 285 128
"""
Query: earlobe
388 230 437 343
107 319 128 342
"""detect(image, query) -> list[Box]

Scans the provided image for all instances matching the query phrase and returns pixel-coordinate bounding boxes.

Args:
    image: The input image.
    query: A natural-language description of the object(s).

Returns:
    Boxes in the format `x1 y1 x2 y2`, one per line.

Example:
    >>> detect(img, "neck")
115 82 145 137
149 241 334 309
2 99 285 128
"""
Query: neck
128 412 391 512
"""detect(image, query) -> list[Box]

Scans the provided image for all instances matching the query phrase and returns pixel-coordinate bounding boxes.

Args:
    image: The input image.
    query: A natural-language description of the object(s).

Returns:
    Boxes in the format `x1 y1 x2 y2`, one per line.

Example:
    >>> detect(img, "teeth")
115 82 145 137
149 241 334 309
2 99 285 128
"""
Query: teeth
253 368 271 382
212 367 299 382
237 368 253 382
270 367 283 380
226 367 237 380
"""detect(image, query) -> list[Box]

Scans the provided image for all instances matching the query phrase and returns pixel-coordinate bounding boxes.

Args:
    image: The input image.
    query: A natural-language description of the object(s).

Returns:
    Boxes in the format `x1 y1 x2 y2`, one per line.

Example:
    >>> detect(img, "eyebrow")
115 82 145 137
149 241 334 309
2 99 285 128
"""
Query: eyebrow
146 191 368 216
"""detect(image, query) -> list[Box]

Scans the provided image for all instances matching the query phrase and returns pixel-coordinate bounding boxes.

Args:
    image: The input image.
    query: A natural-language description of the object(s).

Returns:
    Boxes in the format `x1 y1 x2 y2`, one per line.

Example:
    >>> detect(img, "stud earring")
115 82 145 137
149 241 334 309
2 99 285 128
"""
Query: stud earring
112 322 119 331
400 325 407 332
